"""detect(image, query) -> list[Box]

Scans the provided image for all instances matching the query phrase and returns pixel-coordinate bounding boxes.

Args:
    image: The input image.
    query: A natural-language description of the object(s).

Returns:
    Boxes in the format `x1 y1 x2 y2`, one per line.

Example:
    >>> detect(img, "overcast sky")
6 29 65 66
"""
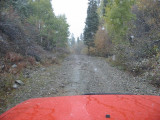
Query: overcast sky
51 0 88 38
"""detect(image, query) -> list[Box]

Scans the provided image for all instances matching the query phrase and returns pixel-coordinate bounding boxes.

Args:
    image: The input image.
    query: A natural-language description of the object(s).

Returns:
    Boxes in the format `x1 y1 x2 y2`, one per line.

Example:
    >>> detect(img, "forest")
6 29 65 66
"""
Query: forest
0 0 69 110
81 0 160 86
0 0 160 115
0 0 69 55
0 0 160 96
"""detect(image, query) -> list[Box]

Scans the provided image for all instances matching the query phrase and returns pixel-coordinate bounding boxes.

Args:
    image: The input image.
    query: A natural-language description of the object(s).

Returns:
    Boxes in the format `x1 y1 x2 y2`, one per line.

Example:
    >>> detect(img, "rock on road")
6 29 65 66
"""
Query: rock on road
5 54 160 112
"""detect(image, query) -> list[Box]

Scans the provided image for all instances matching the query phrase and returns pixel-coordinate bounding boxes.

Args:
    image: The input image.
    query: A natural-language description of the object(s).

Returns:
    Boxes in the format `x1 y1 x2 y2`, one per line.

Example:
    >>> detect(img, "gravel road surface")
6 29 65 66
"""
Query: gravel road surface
4 54 160 112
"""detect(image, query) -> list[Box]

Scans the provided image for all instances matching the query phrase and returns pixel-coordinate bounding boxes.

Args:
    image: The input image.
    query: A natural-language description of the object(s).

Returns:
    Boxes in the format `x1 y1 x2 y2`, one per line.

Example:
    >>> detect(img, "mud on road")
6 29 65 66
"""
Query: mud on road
4 54 160 112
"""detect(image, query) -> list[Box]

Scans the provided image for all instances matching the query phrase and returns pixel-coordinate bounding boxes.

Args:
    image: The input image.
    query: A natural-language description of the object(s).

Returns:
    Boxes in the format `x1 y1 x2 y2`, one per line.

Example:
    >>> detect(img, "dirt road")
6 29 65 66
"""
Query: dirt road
5 54 160 112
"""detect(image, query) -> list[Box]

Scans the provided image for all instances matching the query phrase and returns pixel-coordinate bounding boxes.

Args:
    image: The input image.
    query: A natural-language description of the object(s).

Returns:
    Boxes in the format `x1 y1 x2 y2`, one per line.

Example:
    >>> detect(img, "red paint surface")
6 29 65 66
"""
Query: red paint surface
0 95 160 120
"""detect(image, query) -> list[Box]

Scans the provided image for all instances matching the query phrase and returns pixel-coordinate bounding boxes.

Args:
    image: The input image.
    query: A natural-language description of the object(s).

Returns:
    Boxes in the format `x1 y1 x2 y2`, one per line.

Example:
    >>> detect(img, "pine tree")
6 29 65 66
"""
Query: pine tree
83 0 99 53
80 33 84 41
77 37 80 44
102 0 108 16
71 34 75 46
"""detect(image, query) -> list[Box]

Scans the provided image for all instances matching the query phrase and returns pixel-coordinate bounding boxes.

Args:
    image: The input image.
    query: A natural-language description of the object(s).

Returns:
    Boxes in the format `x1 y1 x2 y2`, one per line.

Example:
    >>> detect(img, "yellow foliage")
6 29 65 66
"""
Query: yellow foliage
94 26 112 56
81 47 88 55
89 47 97 55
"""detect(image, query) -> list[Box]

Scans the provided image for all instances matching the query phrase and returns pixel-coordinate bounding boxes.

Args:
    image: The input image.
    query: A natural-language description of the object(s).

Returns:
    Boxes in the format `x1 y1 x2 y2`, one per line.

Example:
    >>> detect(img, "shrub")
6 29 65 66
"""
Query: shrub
94 26 112 57
5 52 23 62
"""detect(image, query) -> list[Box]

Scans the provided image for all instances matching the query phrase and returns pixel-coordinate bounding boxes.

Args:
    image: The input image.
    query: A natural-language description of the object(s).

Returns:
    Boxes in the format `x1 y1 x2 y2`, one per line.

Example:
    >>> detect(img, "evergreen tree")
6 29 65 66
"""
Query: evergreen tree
77 37 80 44
83 0 99 52
71 34 75 46
80 33 84 41
102 0 108 16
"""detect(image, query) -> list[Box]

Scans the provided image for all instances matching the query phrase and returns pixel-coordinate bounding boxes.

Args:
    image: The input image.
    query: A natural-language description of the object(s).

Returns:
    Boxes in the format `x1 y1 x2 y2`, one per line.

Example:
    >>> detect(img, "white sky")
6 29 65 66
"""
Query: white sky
51 0 88 38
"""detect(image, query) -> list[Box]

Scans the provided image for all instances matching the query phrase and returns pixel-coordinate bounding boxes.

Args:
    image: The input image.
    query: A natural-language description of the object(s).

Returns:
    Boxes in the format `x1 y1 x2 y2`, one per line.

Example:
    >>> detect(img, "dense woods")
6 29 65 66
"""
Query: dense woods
0 0 69 55
0 0 69 112
83 0 160 86
0 0 70 77
83 0 99 52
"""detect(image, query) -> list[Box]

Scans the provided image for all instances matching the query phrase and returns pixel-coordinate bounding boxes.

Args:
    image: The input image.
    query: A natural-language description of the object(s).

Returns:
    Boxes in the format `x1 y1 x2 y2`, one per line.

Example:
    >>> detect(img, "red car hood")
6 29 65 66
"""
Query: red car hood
0 95 160 120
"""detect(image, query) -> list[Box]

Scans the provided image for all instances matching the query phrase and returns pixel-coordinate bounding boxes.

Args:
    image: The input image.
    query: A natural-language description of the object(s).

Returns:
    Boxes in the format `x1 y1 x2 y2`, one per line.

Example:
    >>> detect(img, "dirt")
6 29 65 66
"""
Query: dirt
2 54 160 114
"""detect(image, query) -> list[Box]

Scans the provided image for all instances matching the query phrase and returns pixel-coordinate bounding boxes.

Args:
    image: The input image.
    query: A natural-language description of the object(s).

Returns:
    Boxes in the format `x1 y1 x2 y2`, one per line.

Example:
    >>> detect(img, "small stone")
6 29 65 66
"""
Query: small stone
41 68 46 71
24 75 30 78
135 87 140 89
0 65 5 69
144 72 149 77
60 84 65 88
150 72 155 77
36 62 40 65
0 35 4 41
112 55 116 61
13 84 19 89
12 64 17 68
15 80 25 86
46 73 50 76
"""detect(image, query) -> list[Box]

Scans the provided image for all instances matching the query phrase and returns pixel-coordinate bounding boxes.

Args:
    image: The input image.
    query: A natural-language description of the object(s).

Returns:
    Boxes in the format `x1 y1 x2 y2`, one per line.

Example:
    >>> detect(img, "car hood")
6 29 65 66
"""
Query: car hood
0 95 160 120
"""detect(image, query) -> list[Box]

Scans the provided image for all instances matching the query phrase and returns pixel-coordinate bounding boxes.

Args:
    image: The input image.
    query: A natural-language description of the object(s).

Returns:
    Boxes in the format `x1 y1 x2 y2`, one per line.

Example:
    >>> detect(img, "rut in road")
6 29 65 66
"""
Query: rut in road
60 54 159 95
5 54 160 112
